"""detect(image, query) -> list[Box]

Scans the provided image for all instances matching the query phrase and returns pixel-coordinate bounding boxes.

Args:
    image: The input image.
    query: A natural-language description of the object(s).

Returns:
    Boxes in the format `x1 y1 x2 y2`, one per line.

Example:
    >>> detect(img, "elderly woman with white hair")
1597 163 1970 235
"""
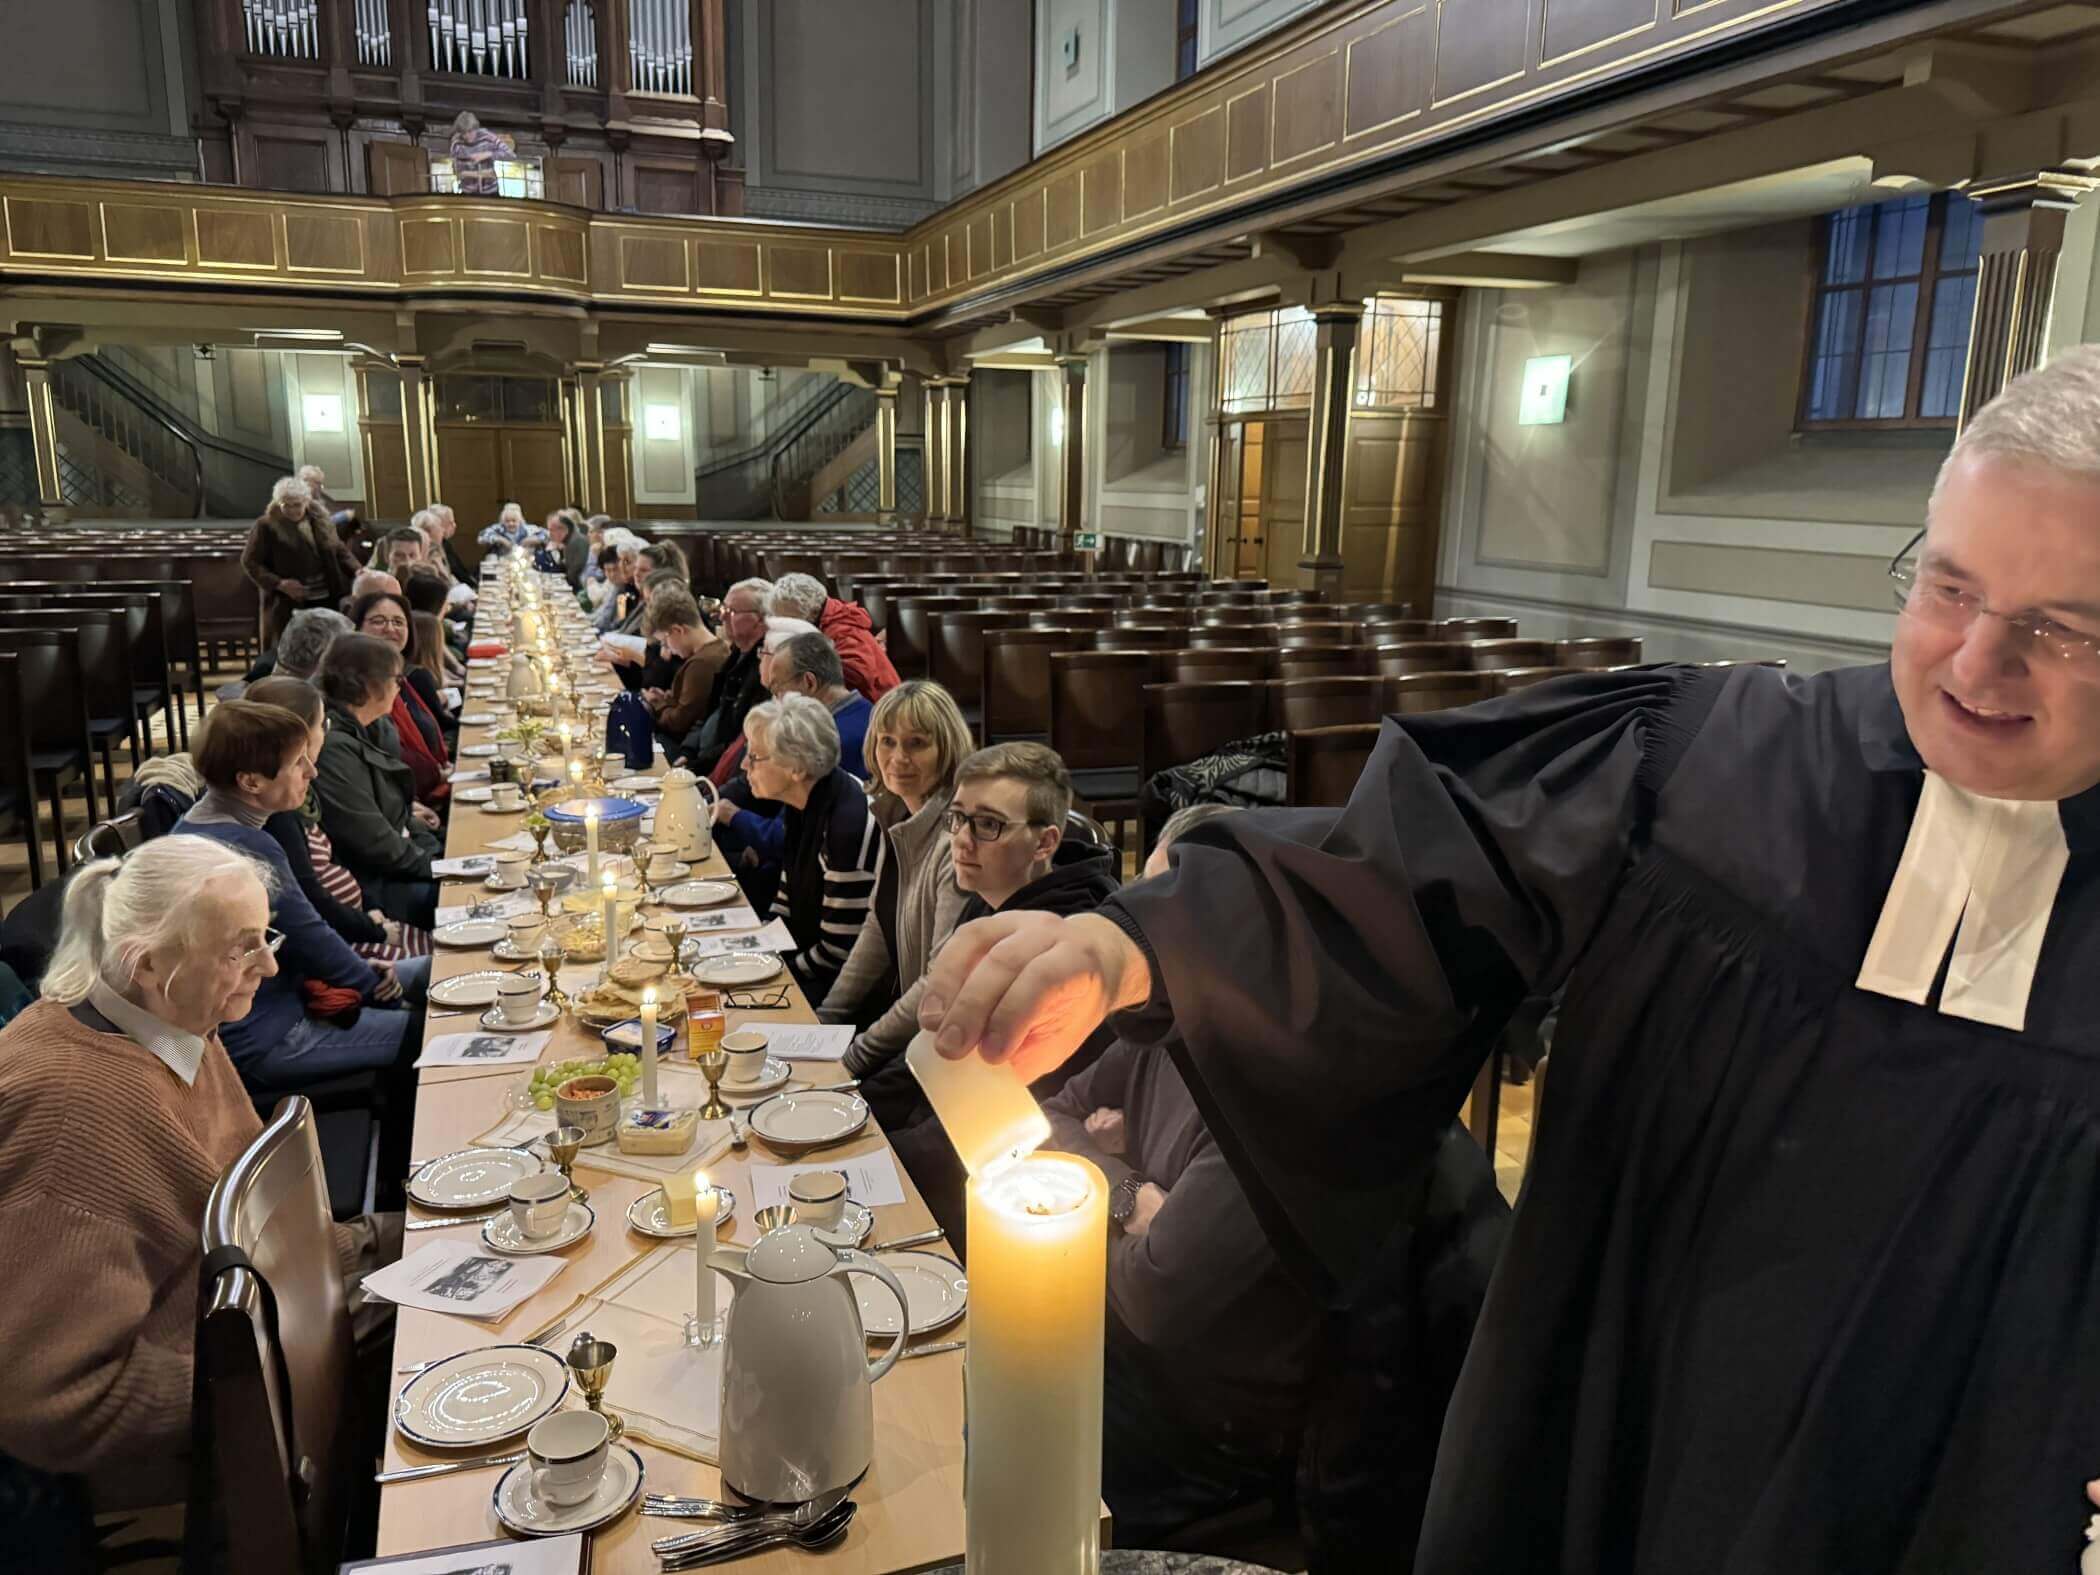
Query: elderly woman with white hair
742 693 885 1001
765 570 898 702
0 838 278 1509
241 473 363 650
478 499 544 554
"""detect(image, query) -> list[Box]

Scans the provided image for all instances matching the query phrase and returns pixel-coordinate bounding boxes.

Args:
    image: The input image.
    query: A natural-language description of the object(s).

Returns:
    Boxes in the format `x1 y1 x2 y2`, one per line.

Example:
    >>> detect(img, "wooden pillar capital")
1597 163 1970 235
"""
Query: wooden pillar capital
1958 168 2100 427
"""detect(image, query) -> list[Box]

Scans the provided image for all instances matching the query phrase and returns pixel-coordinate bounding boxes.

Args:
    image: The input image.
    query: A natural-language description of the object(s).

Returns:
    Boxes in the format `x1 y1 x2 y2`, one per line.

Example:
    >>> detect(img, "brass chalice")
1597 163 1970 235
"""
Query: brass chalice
538 936 573 1017
697 1051 731 1121
566 1331 624 1440
543 1123 587 1204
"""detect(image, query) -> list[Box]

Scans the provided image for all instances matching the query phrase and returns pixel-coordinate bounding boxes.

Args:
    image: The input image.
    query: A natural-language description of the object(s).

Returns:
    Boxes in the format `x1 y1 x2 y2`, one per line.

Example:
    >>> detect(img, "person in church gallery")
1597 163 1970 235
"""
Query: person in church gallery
922 346 2100 1571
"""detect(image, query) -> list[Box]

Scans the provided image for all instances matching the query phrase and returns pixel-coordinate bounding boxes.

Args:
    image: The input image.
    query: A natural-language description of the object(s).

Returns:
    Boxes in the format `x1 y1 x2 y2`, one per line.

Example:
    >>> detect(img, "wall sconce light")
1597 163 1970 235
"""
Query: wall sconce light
645 402 682 441
1517 354 1573 426
301 392 344 433
1049 407 1065 446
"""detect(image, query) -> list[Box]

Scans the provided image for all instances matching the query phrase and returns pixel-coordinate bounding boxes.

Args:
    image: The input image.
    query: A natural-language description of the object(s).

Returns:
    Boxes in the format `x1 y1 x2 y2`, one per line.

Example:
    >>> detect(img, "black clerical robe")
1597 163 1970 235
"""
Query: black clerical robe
1105 661 2100 1573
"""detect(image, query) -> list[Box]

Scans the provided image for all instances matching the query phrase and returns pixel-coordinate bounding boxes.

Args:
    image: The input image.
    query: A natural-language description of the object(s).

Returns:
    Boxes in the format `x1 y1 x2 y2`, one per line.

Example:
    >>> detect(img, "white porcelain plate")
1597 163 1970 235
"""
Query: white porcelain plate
460 741 500 757
719 1056 791 1097
458 711 502 725
429 969 517 1008
661 880 741 910
481 1200 595 1256
625 1185 739 1240
694 952 784 987
453 785 493 804
854 1250 968 1338
407 1146 544 1211
610 774 659 793
813 1199 873 1249
433 919 511 948
492 1443 644 1537
394 1344 570 1448
748 1088 868 1150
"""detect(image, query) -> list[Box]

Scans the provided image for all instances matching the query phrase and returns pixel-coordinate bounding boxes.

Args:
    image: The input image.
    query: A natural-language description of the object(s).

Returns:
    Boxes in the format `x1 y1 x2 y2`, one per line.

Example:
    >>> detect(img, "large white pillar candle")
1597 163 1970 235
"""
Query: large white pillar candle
694 1171 718 1323
584 804 601 887
639 986 660 1106
601 872 621 969
965 1153 1106 1574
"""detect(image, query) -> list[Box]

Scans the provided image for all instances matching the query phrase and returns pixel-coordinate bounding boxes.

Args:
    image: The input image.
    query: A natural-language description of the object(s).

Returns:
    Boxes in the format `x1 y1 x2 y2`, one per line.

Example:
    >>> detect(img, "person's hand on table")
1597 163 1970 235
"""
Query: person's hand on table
919 911 1151 1084
276 577 307 601
370 960 403 1003
1124 1182 1168 1239
410 802 441 830
712 798 738 826
642 686 668 710
1084 1107 1127 1155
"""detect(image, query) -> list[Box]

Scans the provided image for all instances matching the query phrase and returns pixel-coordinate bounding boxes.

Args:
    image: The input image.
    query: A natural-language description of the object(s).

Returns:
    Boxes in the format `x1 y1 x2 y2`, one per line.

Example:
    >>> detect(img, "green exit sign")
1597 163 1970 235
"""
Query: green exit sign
1073 532 1101 550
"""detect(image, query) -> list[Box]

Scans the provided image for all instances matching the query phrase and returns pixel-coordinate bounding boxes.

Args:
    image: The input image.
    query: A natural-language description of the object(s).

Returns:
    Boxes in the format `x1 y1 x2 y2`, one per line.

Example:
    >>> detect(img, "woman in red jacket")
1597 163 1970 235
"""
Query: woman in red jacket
350 591 450 807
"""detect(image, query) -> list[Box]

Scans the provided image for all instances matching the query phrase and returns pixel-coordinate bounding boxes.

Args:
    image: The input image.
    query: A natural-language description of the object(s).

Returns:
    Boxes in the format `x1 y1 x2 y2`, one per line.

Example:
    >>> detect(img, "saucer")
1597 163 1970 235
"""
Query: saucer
484 873 532 892
626 1185 740 1239
491 1443 644 1536
481 1199 595 1255
478 1001 561 1032
719 1055 791 1097
492 936 549 963
812 1199 873 1249
479 801 528 816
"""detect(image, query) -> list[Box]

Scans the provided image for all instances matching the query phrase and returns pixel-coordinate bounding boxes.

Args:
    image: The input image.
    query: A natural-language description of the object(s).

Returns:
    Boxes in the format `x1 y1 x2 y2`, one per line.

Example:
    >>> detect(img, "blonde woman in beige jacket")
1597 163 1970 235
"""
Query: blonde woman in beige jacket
821 683 973 1118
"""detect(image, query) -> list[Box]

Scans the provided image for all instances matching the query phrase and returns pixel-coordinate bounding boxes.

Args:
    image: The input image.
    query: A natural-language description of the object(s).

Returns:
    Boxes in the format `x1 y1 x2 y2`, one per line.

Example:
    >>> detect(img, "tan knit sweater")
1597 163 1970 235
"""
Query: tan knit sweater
0 999 262 1509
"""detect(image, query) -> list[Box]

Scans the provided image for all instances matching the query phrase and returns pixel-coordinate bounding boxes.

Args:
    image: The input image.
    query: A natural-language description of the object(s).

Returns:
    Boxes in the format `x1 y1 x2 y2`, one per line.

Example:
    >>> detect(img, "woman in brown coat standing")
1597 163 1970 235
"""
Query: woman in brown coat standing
242 474 363 651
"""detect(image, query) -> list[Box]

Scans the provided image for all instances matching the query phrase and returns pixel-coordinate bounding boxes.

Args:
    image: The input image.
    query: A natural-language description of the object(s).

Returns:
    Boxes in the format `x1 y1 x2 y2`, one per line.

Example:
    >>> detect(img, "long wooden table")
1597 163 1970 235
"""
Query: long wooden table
375 661 970 1570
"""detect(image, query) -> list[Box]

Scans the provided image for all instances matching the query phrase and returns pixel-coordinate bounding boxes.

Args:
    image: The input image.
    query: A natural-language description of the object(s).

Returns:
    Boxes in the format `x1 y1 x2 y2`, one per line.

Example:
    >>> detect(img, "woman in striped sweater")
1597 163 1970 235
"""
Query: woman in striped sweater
742 694 885 1003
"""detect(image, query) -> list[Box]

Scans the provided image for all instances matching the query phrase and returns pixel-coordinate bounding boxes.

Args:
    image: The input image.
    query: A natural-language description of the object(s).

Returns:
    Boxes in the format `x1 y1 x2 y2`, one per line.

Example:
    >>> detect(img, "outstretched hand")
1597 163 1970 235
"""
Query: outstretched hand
918 911 1151 1084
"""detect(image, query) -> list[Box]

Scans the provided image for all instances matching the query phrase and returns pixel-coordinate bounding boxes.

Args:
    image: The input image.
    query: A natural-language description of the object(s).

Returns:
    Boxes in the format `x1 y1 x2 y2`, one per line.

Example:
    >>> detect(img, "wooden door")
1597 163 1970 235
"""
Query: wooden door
501 427 570 519
436 427 502 538
1259 419 1308 589
360 420 412 519
1343 410 1448 611
367 139 430 195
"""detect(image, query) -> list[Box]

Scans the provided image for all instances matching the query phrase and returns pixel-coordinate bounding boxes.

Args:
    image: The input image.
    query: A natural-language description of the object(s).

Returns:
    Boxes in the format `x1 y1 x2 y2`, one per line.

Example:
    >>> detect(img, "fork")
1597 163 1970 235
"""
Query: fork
651 1490 849 1552
655 1499 855 1566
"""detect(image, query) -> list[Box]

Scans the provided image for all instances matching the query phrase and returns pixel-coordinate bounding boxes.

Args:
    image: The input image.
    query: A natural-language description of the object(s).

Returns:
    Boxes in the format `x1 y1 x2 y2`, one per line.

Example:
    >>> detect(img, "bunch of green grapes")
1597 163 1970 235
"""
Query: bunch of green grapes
525 1052 643 1110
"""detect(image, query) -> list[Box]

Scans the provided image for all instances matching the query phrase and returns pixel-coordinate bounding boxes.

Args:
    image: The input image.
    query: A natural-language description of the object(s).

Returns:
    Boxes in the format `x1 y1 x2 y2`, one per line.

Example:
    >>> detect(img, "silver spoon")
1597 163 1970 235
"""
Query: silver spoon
652 1493 852 1557
373 1448 526 1485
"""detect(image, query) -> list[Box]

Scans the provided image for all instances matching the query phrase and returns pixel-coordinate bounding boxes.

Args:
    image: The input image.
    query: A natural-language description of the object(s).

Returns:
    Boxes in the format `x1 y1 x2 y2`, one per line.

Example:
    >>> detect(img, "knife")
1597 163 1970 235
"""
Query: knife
374 1449 526 1485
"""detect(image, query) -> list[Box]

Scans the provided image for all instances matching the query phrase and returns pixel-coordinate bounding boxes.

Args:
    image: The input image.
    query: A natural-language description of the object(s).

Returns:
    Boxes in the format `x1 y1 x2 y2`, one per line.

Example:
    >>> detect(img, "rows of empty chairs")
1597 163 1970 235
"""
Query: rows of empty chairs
0 524 258 886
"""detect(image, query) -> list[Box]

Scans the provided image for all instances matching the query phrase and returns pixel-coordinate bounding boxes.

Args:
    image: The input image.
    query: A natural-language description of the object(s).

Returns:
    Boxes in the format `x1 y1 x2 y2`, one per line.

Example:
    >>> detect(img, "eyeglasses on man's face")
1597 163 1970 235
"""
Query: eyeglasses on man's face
1890 528 2100 676
943 807 1046 843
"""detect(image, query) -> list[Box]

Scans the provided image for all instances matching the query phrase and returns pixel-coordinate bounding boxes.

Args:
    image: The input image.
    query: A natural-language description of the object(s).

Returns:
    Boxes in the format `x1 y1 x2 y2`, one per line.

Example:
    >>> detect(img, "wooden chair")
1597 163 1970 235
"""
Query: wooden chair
1092 626 1184 651
1557 637 1643 669
927 609 1030 717
0 610 134 807
1336 602 1414 623
1286 722 1383 807
1030 607 1114 631
1278 621 1358 648
1267 675 1388 733
982 627 1088 744
1490 666 1574 695
1361 619 1439 642
890 595 983 680
183 552 263 665
0 591 176 758
1189 623 1279 648
1373 642 1467 677
858 581 938 633
1264 589 1329 606
1048 651 1156 844
982 595 1058 611
1056 593 1127 611
1163 646 1278 684
1274 645 1370 681
1463 639 1559 671
75 809 148 865
1439 617 1520 641
1386 671 1496 714
1197 604 1276 625
187 1097 357 1574
0 652 47 888
1140 681 1269 795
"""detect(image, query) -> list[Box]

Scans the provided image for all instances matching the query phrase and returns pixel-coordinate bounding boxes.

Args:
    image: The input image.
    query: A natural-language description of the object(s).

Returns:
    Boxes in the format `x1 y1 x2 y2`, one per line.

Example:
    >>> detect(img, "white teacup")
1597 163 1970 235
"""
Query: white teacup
488 852 531 889
526 1409 610 1506
508 1171 571 1241
507 913 547 954
722 1029 768 1084
490 781 524 811
496 973 544 1025
646 853 683 883
788 1169 847 1230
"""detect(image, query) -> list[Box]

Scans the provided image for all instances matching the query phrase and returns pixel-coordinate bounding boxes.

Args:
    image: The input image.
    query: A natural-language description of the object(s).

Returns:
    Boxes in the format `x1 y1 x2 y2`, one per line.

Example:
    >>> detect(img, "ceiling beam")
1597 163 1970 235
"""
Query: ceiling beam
1398 252 1581 288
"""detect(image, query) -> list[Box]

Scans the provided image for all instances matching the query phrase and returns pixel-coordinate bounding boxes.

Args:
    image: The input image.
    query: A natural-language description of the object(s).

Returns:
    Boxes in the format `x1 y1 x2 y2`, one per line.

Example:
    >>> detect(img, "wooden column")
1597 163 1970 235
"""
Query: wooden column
1056 355 1087 550
573 362 609 514
1298 302 1363 598
11 347 68 522
923 380 949 527
1959 170 2100 427
400 354 439 512
947 374 971 535
875 382 900 522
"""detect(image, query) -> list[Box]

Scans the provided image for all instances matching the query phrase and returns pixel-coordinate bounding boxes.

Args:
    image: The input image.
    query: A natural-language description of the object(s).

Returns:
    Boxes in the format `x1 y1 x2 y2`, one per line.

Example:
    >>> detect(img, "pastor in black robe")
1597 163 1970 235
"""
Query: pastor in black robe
1103 661 2100 1573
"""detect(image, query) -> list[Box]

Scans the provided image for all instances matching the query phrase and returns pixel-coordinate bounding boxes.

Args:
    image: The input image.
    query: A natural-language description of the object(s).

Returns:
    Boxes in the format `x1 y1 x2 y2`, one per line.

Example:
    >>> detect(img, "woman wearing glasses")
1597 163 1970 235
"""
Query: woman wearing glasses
174 700 420 1095
352 590 453 805
741 693 886 1002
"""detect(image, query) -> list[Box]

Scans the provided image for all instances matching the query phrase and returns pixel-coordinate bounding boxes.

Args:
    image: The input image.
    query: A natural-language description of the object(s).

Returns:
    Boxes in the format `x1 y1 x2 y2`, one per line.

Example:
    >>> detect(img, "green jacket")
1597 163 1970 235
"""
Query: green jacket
314 699 437 883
